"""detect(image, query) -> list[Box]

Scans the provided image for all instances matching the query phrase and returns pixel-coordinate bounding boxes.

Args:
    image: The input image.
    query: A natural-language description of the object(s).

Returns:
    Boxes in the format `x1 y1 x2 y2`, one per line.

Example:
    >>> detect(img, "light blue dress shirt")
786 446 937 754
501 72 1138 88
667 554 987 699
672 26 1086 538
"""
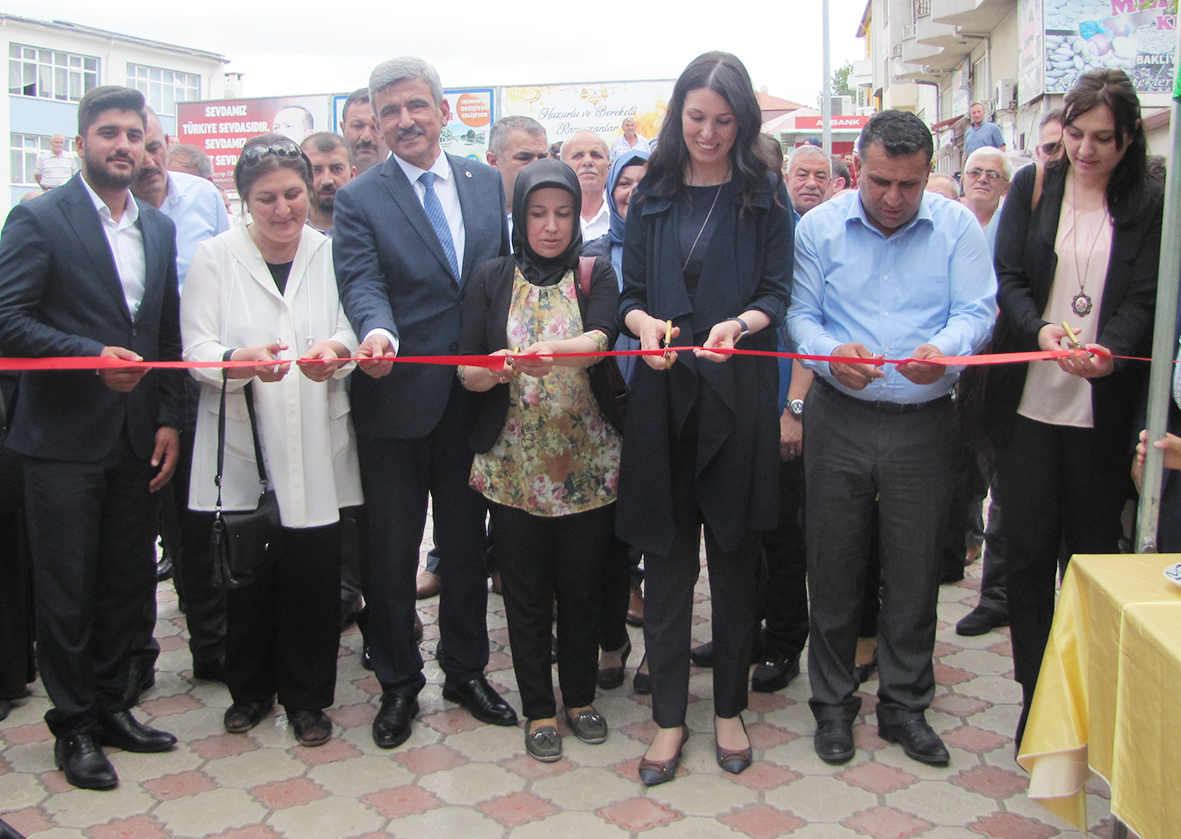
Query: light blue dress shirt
160 171 230 289
788 190 997 404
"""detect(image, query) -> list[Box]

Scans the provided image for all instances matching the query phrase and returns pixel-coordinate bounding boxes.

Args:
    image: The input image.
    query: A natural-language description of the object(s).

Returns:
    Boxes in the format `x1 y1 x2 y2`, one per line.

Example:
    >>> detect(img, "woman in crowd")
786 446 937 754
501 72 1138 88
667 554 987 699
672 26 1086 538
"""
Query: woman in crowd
458 158 621 763
596 148 648 692
984 69 1162 746
616 51 791 785
181 133 362 747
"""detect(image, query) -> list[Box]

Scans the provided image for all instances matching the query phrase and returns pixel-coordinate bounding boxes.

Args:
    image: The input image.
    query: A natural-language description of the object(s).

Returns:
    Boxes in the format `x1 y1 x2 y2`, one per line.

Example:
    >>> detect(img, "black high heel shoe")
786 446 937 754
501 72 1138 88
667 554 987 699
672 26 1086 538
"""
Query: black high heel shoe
639 725 689 786
597 639 632 690
632 654 652 695
715 715 752 775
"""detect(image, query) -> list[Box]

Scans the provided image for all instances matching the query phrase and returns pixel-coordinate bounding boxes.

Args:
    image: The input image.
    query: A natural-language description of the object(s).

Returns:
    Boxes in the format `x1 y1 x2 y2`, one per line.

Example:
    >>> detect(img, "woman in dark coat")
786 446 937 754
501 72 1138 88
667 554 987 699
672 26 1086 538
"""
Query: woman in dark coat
616 51 792 785
983 69 1162 747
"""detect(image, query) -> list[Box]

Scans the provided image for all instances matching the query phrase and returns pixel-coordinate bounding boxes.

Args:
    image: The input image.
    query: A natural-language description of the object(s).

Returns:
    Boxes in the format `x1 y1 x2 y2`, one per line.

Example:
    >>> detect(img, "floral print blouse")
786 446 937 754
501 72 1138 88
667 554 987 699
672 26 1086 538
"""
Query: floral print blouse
470 267 622 517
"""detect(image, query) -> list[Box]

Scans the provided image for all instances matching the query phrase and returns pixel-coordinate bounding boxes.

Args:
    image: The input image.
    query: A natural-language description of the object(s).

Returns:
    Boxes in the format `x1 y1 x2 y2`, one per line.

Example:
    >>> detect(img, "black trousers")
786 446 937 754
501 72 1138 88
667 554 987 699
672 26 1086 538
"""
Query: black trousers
356 381 489 697
994 416 1126 717
491 502 613 720
759 455 808 658
224 521 342 712
644 427 761 729
22 435 159 737
0 507 34 700
804 383 958 726
598 535 631 653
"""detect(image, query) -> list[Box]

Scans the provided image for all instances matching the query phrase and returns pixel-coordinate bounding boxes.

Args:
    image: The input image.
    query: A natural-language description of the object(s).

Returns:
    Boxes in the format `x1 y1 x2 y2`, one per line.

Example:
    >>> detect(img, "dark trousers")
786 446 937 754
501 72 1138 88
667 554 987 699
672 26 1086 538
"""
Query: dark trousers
356 381 489 697
804 383 958 726
598 535 631 653
491 502 613 720
759 455 808 658
644 429 761 729
0 507 34 699
22 435 158 737
976 465 1008 615
994 416 1126 719
224 522 342 712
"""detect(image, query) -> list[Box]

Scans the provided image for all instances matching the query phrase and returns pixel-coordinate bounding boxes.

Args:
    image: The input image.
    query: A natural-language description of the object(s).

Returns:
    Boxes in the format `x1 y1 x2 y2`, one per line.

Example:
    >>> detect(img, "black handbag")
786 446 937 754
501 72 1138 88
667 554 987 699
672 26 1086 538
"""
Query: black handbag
210 374 280 589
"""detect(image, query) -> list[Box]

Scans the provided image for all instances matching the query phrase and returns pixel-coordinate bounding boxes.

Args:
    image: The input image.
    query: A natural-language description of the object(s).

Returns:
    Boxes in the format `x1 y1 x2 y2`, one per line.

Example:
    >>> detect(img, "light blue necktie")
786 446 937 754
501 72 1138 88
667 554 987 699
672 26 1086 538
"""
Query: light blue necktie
418 171 459 280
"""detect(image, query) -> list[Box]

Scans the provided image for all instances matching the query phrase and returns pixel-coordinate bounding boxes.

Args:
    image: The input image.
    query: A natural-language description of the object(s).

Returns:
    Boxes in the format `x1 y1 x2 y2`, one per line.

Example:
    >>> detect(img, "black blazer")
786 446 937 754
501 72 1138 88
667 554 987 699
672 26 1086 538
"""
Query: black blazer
984 163 1163 459
459 255 619 453
0 175 182 462
614 172 793 556
333 153 510 440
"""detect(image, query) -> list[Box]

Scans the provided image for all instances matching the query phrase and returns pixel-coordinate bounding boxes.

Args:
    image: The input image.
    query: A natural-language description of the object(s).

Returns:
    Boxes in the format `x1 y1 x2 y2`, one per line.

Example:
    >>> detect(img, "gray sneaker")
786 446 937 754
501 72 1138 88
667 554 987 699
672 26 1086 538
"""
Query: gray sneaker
525 724 562 762
566 708 608 744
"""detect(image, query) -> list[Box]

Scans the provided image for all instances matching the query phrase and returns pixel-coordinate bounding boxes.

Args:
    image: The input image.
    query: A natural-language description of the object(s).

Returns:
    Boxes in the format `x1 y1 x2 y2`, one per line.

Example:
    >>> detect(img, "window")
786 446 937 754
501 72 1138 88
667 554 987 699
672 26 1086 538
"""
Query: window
8 44 99 101
127 64 200 116
10 133 75 185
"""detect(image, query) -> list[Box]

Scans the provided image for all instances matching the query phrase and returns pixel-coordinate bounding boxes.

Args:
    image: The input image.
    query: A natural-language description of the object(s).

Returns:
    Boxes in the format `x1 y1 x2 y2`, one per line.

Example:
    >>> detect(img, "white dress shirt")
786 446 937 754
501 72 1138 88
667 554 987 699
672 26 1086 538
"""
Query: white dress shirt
581 194 610 241
393 151 466 269
81 175 146 319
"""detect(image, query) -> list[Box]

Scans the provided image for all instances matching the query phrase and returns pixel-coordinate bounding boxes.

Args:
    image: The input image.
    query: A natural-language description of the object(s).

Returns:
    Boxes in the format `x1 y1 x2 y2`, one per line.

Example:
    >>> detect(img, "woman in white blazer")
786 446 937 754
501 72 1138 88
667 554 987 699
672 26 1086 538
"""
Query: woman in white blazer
181 134 361 747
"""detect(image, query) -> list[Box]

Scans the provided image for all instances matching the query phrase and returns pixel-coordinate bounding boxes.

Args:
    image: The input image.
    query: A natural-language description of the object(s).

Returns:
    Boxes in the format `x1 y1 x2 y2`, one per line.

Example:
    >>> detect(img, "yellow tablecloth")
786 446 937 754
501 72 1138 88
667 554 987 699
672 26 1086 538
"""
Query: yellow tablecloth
1017 554 1181 832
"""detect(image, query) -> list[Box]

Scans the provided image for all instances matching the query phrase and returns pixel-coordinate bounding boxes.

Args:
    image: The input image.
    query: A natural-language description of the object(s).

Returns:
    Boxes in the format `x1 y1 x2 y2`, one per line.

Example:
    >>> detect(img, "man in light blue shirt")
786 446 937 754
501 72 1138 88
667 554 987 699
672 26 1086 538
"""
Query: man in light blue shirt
962 102 1005 170
788 110 996 769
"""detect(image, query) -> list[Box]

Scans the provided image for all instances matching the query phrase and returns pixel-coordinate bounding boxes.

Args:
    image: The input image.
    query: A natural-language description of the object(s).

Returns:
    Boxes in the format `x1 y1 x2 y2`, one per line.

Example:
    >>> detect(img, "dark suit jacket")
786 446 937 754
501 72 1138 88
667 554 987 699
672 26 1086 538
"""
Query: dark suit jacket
0 174 183 463
984 163 1163 460
333 153 510 440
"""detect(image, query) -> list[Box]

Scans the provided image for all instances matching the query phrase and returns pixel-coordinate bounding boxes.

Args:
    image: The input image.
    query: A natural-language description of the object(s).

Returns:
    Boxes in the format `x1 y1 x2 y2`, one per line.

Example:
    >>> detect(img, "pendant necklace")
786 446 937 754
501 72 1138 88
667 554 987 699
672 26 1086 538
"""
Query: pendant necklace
682 168 728 272
1069 171 1108 318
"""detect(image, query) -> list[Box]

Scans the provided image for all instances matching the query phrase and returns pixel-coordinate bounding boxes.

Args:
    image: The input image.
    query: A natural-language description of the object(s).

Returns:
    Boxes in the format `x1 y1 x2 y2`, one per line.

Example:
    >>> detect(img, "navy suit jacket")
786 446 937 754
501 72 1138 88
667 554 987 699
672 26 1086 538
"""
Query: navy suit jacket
0 174 183 462
333 152 509 439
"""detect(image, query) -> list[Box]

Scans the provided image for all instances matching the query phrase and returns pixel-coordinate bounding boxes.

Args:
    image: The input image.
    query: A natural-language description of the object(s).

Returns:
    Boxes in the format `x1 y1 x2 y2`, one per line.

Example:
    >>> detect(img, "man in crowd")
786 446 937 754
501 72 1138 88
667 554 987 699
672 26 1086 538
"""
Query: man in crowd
962 102 1005 169
340 88 390 176
127 106 231 698
789 110 996 768
1036 108 1064 164
0 85 184 790
828 154 850 196
786 145 831 221
333 56 515 750
485 115 547 240
168 144 213 180
561 130 611 241
926 173 960 201
609 116 649 161
34 133 79 190
301 132 353 234
959 146 1010 251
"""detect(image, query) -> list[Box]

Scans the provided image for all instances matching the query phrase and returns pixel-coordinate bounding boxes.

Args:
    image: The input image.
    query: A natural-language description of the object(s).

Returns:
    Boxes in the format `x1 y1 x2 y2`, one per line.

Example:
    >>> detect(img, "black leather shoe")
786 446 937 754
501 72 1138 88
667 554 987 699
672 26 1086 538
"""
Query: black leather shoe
751 651 800 693
123 656 156 705
689 641 714 668
372 693 418 749
632 654 651 695
814 719 855 764
224 700 273 734
93 710 176 753
156 554 173 582
854 649 879 687
288 709 332 747
597 639 631 690
442 677 518 726
55 732 117 790
0 698 11 722
879 718 950 765
955 605 1010 637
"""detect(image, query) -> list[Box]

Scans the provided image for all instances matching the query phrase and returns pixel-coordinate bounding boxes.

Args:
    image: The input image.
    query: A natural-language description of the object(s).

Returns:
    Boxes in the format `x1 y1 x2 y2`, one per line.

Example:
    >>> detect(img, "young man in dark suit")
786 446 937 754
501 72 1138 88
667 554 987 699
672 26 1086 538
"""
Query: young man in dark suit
0 85 183 790
333 56 514 749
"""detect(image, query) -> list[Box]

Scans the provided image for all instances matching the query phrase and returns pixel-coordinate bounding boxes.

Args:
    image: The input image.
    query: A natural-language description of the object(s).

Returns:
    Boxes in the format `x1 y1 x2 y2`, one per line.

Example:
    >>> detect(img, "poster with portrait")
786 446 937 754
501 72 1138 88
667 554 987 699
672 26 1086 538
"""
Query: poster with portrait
501 81 675 149
176 95 333 190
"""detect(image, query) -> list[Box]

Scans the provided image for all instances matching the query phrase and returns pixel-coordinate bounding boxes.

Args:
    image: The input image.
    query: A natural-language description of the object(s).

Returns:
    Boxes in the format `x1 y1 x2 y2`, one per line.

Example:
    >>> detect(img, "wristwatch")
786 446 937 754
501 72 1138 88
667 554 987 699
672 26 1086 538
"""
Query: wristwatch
788 399 805 417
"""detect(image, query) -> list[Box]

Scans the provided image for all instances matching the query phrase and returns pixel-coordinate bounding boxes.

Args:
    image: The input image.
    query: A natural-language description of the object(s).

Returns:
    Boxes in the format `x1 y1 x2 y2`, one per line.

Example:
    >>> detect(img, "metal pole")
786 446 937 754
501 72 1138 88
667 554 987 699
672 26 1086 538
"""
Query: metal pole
822 0 832 154
1134 26 1181 554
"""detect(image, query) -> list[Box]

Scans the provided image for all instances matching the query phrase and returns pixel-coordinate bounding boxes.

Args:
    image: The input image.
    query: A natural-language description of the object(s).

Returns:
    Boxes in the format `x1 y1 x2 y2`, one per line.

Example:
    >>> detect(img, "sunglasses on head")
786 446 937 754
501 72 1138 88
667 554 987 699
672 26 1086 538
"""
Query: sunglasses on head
240 140 303 167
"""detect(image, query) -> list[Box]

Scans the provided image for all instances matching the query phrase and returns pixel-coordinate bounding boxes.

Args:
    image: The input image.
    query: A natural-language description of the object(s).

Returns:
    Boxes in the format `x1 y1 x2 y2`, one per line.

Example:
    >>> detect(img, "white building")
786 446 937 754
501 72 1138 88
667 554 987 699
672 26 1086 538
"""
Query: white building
2 13 227 209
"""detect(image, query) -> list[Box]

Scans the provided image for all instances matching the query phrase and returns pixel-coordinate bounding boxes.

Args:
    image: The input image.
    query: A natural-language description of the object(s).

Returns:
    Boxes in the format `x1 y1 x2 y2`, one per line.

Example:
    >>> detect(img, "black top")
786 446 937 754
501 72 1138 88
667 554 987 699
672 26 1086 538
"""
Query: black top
266 260 293 295
678 183 729 299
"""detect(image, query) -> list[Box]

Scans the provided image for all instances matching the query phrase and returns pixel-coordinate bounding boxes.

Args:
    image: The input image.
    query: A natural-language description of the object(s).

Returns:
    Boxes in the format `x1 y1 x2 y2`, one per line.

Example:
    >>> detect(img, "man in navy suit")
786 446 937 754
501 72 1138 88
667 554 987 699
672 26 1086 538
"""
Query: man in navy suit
0 86 183 789
333 57 515 749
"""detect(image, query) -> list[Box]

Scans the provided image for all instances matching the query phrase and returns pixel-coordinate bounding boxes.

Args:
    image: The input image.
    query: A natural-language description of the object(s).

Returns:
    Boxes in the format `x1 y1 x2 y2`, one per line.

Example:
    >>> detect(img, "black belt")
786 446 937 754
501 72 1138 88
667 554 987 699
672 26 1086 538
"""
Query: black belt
815 376 954 415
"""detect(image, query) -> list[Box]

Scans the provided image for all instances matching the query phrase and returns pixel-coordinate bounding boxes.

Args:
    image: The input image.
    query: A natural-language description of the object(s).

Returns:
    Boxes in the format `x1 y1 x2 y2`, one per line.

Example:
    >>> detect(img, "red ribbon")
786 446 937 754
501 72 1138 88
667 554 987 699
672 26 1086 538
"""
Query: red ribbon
0 346 1150 372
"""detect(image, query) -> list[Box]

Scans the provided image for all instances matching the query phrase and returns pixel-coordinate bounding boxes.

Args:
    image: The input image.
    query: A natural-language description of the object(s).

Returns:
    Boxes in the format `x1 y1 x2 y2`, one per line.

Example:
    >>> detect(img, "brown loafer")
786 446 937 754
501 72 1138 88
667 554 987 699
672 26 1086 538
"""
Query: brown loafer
416 571 441 599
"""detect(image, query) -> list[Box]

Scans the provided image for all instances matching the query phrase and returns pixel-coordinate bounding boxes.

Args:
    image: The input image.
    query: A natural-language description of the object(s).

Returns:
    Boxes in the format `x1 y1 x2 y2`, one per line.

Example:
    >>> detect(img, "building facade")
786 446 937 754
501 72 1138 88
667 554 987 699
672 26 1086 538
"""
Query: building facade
2 14 227 209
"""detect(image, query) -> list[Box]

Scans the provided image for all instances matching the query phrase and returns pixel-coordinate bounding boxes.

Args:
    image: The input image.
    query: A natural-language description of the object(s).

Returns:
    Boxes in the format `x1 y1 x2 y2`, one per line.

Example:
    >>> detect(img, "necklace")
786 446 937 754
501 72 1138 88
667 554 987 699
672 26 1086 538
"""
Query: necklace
682 181 724 272
1068 172 1108 318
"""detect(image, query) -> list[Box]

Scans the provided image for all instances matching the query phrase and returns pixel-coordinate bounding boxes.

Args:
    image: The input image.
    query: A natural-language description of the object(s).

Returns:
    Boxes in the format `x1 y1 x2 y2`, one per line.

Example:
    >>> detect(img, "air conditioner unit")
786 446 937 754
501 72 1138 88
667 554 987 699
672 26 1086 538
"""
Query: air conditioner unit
995 79 1016 108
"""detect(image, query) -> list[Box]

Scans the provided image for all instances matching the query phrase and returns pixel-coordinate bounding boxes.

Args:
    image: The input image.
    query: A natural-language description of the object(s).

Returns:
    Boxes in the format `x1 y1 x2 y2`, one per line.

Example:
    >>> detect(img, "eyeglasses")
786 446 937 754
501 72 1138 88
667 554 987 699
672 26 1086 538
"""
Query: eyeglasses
965 168 1006 181
1040 142 1060 155
240 140 303 167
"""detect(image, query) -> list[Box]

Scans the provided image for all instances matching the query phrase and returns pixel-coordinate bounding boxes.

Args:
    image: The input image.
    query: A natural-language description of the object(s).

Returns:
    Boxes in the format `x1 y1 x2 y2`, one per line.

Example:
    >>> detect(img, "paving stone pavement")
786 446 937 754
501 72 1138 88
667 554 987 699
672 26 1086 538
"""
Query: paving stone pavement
0 544 1127 838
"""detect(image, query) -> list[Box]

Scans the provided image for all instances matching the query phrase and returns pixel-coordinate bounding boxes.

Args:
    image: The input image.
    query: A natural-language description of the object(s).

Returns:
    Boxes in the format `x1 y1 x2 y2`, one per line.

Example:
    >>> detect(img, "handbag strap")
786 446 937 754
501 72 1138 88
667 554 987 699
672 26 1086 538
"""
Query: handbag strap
215 366 267 513
1031 160 1045 212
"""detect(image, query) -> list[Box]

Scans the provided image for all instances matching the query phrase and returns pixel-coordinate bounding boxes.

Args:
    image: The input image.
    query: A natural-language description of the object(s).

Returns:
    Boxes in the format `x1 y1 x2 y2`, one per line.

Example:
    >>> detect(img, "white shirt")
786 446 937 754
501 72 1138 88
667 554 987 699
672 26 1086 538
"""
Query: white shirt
393 151 466 272
81 175 146 319
580 194 610 241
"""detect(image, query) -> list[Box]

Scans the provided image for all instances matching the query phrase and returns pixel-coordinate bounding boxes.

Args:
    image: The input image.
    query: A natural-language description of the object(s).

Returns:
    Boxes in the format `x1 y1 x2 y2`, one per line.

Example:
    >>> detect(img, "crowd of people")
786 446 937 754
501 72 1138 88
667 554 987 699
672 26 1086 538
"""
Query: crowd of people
0 50 1167 799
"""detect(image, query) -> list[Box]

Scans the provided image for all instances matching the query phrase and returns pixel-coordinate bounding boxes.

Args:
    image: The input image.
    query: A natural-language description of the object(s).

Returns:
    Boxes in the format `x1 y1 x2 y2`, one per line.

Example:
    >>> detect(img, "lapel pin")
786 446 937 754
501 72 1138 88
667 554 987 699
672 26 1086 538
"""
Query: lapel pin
464 171 472 178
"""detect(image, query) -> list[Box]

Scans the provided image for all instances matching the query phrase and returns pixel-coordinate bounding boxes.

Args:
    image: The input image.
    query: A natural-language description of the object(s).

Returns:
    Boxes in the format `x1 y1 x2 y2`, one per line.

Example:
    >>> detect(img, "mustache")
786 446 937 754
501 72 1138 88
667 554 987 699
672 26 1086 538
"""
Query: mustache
353 139 378 151
396 126 425 141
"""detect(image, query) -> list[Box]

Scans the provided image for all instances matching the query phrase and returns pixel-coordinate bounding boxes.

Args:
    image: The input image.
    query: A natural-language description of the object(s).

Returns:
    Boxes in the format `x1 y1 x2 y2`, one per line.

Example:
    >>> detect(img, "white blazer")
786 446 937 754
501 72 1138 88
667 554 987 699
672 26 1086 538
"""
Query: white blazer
181 224 362 528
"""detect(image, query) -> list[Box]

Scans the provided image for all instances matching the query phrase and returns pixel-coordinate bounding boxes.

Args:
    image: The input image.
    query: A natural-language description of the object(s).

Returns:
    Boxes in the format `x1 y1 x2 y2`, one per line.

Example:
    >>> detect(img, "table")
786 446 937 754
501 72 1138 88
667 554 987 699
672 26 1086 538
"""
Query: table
1018 553 1181 836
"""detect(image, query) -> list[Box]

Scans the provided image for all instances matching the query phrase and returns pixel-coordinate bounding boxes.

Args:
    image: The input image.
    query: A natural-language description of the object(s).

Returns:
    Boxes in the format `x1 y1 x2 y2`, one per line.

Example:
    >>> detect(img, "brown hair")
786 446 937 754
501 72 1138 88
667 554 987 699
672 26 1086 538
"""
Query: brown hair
234 133 313 201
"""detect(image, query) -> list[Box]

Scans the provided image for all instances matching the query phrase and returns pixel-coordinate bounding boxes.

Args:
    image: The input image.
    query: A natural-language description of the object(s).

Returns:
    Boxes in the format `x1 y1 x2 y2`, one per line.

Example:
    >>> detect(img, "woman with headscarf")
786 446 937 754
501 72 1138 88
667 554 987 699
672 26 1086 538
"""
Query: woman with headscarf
458 158 621 763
